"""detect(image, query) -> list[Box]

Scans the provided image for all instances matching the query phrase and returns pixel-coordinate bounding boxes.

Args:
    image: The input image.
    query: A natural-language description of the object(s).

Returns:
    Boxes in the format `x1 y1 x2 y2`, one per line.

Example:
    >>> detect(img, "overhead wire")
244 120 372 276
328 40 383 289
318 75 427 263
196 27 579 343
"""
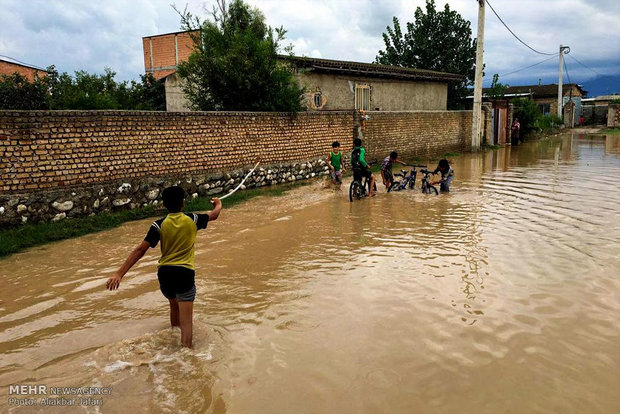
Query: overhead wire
563 59 571 85
485 0 556 56
567 54 620 81
483 55 557 81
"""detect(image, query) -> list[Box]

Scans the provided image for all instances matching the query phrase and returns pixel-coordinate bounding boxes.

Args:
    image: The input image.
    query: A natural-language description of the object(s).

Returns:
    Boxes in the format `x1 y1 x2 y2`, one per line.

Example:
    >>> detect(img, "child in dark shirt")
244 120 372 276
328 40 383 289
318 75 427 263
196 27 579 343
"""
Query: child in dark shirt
432 159 454 192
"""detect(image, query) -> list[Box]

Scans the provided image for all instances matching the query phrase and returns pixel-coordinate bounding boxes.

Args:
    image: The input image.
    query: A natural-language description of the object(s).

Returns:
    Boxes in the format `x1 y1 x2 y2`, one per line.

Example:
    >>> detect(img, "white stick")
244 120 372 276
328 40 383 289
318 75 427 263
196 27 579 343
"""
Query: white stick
219 161 261 200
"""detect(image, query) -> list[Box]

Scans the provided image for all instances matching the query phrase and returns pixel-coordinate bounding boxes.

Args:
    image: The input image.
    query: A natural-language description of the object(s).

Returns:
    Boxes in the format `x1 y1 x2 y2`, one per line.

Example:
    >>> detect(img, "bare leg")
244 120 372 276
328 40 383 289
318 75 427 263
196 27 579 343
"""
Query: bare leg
168 298 180 327
178 300 194 348
369 175 376 196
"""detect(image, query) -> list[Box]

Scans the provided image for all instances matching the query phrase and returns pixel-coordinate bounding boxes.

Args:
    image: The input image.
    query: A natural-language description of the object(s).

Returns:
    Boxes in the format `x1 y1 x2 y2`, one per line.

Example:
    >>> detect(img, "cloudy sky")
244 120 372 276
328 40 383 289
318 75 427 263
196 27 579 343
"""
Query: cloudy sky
1 0 619 91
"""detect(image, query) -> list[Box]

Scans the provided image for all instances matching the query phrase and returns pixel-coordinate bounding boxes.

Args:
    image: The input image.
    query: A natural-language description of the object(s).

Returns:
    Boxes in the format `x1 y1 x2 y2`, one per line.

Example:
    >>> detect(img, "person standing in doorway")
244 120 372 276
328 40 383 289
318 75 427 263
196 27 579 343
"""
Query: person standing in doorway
511 118 521 145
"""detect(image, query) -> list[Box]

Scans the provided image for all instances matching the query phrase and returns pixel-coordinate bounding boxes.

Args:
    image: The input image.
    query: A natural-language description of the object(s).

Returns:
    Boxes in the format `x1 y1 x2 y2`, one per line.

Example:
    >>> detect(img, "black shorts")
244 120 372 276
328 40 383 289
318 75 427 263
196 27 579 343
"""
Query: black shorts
353 166 372 181
157 265 196 302
381 168 393 183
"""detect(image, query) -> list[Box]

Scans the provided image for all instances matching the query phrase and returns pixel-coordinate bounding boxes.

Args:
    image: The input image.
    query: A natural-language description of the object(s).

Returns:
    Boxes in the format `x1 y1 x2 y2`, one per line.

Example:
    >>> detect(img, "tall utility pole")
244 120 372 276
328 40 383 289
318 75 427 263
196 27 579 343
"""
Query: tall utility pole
557 45 570 118
471 0 485 151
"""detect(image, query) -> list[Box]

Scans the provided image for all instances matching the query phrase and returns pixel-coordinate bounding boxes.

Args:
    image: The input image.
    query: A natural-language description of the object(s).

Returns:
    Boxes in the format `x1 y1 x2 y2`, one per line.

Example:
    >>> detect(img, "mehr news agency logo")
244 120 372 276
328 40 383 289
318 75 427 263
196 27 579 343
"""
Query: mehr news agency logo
8 384 112 407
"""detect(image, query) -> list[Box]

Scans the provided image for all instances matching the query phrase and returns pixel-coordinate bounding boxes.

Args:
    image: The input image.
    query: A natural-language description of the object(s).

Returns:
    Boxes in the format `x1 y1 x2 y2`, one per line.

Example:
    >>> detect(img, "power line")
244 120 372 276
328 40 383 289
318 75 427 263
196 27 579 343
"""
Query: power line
485 0 556 56
567 54 620 81
563 58 571 85
0 54 47 71
483 55 557 81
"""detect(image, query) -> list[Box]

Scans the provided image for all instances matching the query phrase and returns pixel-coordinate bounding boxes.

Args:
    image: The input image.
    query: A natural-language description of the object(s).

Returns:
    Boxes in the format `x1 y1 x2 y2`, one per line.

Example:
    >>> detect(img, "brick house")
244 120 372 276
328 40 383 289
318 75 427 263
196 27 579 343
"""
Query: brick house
142 30 197 80
485 83 586 117
0 58 48 81
142 31 461 112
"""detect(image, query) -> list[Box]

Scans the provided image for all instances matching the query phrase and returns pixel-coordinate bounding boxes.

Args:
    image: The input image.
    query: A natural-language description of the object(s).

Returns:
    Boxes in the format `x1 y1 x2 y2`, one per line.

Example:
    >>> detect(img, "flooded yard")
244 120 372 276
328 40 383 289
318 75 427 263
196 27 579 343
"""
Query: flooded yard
1 133 619 413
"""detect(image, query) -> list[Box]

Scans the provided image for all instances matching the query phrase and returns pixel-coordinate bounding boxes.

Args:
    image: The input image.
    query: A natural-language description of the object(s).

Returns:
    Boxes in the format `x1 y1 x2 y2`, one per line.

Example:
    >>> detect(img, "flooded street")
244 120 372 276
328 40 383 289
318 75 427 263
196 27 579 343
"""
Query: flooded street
1 133 619 413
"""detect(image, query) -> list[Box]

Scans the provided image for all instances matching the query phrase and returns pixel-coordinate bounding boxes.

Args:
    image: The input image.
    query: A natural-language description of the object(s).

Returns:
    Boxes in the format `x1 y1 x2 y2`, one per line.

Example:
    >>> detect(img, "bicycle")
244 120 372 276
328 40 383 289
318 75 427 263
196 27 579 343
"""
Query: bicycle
388 164 427 192
419 168 439 195
349 161 377 202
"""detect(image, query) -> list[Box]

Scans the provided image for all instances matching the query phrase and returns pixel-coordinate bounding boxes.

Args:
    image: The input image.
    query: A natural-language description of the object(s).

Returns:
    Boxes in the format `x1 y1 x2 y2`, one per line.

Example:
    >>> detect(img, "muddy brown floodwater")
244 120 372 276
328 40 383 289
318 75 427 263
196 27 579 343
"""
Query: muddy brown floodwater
1 133 620 414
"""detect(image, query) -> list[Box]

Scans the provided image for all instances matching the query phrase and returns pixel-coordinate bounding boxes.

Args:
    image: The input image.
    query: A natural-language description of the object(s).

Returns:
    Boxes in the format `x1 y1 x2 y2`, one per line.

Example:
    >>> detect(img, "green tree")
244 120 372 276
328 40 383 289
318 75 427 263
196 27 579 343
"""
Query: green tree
46 66 165 110
511 98 540 134
486 74 507 101
376 0 477 109
0 72 49 110
175 0 305 112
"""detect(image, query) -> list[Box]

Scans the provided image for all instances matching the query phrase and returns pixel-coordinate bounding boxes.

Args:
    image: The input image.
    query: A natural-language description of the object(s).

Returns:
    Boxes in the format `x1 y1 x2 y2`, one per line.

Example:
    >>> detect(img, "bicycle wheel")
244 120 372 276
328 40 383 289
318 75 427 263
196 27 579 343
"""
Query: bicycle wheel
428 185 438 195
349 181 361 202
388 181 401 192
408 176 416 190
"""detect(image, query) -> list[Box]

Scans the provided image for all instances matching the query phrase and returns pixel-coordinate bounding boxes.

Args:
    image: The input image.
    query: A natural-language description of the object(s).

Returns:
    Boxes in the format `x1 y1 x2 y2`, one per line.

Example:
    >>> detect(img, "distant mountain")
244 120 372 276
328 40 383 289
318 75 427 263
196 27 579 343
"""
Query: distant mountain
580 75 620 97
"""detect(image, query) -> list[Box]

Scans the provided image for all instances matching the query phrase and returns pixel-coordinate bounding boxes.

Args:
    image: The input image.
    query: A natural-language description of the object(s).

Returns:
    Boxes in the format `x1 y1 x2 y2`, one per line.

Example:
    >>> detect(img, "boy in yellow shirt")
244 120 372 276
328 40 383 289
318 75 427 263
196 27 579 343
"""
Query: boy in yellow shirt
106 186 222 348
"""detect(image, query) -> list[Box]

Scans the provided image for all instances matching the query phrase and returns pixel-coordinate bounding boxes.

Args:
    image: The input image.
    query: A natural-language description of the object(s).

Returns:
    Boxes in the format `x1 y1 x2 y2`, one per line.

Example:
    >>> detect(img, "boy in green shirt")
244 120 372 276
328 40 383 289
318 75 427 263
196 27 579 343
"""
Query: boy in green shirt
327 141 346 184
350 138 376 197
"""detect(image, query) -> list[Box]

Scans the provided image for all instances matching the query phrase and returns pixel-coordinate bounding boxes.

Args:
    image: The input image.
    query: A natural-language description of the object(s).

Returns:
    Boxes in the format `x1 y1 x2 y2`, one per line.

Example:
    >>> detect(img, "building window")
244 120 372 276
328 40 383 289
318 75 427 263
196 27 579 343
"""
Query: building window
313 93 322 108
310 88 326 110
355 84 371 111
539 103 551 116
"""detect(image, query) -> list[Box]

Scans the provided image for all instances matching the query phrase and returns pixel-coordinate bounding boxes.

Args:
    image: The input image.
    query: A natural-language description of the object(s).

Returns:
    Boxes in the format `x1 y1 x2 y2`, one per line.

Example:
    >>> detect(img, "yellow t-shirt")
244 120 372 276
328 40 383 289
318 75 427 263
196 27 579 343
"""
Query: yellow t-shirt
144 212 209 270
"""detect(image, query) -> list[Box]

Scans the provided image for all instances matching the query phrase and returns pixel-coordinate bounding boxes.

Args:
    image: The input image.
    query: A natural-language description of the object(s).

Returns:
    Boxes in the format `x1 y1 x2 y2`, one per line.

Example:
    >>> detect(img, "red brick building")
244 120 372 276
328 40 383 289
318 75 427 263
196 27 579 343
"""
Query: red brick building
142 30 198 80
0 58 48 81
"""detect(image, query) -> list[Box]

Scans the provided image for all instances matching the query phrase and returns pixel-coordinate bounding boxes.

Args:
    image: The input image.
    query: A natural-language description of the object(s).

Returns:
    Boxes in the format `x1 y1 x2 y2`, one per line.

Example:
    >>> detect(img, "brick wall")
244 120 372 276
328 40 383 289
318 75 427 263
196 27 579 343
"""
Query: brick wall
0 109 475 225
608 104 620 128
0 111 354 193
362 111 472 161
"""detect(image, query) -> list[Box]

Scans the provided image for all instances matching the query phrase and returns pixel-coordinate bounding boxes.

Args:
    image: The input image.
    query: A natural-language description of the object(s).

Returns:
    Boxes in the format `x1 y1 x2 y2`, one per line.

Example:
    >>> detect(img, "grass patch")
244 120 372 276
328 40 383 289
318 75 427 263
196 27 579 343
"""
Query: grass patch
442 152 462 157
0 181 311 258
599 128 620 134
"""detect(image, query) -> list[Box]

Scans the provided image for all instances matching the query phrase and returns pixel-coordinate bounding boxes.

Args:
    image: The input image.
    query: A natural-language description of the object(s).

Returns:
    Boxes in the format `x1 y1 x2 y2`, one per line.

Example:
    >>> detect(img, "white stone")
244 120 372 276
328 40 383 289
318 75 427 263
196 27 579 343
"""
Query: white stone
311 173 316 177
52 200 74 212
71 192 76 196
153 200 159 205
17 204 27 214
99 188 105 196
113 198 131 207
192 193 198 199
22 216 28 223
93 199 100 209
52 213 66 222
117 183 131 193
146 189 160 200
240 184 246 190
0 206 4 215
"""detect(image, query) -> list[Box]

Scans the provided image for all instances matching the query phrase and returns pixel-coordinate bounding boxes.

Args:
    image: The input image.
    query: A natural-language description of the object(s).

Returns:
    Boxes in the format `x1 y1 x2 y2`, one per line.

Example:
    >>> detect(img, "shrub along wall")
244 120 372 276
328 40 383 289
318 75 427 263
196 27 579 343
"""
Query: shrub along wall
0 109 473 226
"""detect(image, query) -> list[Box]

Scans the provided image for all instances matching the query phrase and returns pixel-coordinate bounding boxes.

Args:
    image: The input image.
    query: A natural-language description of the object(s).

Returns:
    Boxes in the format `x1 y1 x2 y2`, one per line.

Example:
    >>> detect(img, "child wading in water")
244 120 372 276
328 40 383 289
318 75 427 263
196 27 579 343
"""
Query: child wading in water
380 151 407 190
432 159 454 192
350 138 376 197
327 141 346 184
106 186 222 348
